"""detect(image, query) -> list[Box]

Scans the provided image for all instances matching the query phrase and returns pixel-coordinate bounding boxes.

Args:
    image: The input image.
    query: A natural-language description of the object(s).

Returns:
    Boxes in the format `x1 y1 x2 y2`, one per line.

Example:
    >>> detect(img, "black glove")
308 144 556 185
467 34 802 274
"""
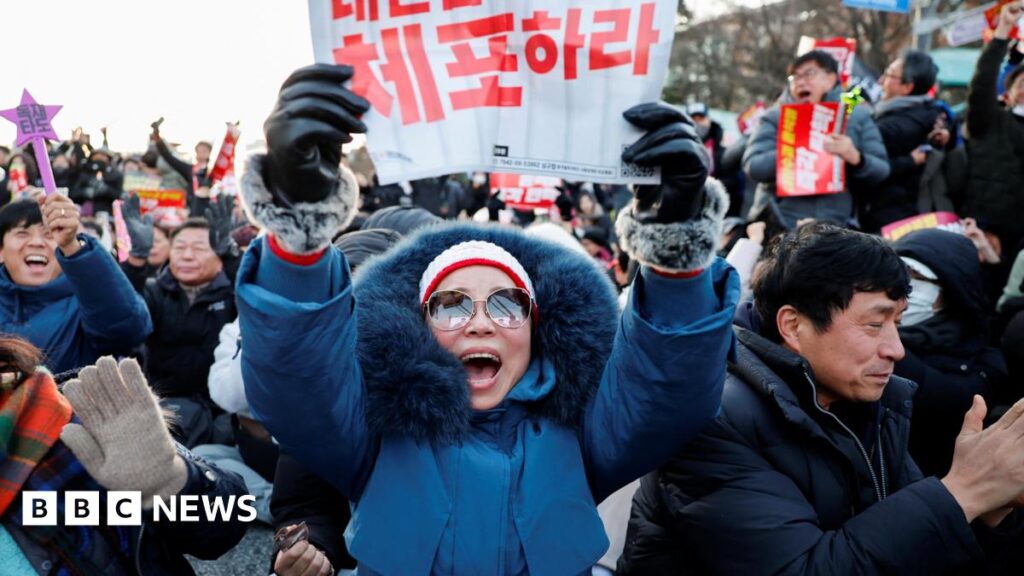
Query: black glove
621 102 710 225
205 194 239 259
263 64 370 207
122 194 154 260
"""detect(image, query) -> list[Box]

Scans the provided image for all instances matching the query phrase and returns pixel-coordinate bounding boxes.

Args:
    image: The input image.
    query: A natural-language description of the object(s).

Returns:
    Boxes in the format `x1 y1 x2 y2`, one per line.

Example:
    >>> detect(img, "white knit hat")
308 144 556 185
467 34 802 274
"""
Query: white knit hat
419 241 536 305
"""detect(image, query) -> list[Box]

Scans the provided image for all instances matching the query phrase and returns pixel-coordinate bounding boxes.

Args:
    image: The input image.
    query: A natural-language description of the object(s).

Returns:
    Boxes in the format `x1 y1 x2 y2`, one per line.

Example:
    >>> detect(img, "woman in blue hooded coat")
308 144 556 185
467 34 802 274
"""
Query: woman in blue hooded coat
236 64 738 576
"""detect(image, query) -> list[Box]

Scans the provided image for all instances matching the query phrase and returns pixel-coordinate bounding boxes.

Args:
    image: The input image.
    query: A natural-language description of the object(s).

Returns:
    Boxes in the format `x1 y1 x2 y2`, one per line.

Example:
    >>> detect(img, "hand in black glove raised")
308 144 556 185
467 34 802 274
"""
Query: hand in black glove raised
205 194 239 259
616 103 727 273
264 64 371 207
622 102 710 225
122 194 154 260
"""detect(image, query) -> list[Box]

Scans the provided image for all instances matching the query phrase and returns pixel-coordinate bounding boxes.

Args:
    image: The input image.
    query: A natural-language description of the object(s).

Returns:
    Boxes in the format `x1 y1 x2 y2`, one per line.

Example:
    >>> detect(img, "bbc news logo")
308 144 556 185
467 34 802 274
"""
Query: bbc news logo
22 492 258 526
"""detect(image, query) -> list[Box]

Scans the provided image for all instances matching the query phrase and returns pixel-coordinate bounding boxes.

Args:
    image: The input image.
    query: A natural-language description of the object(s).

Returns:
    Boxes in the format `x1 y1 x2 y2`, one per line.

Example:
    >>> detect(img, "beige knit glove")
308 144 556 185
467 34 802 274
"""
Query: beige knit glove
60 357 187 507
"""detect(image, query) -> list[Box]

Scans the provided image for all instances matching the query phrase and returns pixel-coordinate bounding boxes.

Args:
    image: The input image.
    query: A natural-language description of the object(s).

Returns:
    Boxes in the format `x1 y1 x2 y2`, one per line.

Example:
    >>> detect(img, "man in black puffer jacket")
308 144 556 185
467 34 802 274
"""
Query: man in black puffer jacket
857 50 941 233
964 2 1024 251
894 229 1009 477
619 223 1024 576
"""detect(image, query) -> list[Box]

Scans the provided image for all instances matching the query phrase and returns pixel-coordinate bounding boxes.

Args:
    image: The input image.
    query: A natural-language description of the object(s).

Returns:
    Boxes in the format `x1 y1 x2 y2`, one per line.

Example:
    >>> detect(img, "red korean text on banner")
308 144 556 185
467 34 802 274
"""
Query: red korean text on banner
490 173 562 211
797 37 857 87
332 3 661 126
208 124 241 185
738 102 766 136
881 212 964 242
776 103 845 198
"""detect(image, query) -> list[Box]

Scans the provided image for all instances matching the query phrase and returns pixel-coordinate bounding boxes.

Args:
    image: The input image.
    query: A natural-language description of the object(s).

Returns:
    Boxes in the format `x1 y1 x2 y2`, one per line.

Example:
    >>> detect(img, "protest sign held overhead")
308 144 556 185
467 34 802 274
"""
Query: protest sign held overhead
776 103 845 198
0 90 63 195
309 0 674 185
208 122 241 185
797 37 857 88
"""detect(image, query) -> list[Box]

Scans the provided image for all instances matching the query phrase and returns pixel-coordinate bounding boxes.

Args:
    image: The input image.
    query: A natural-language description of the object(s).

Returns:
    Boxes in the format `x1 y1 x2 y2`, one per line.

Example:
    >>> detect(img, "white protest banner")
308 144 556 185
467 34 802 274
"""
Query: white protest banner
308 0 674 185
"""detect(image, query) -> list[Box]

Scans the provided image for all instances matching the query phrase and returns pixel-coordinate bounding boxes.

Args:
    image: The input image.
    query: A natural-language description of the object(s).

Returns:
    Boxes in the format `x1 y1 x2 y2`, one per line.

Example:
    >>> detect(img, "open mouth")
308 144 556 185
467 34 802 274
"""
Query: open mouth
24 254 49 271
796 90 812 101
460 352 502 390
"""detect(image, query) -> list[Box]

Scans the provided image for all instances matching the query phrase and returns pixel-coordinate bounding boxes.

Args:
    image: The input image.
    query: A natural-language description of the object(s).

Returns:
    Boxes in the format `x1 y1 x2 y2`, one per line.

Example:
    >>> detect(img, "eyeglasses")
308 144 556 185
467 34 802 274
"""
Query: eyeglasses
787 67 824 84
424 287 533 332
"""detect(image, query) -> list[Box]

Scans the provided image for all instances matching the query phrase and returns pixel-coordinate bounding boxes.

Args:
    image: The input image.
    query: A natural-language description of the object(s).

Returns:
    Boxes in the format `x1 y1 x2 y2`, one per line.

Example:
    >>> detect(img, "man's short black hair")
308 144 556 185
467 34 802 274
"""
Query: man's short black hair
0 201 43 247
752 223 910 343
788 50 840 77
900 50 939 96
170 217 211 241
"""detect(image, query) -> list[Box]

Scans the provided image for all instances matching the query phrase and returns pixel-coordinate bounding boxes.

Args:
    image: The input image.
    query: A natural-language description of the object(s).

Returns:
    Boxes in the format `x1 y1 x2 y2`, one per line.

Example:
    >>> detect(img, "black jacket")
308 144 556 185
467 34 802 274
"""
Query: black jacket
269 452 356 573
142 268 236 397
858 96 940 232
965 39 1024 248
894 229 1009 476
618 327 1012 575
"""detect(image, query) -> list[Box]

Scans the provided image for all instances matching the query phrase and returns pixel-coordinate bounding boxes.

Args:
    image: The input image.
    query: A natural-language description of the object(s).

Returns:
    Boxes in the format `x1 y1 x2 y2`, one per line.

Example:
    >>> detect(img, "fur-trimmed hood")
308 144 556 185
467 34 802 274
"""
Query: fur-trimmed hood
353 223 619 444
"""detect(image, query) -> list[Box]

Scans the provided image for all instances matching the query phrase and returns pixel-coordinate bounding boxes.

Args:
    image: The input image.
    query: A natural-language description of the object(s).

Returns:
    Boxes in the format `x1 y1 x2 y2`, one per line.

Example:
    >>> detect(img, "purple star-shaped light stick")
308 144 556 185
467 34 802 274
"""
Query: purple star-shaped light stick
0 90 63 195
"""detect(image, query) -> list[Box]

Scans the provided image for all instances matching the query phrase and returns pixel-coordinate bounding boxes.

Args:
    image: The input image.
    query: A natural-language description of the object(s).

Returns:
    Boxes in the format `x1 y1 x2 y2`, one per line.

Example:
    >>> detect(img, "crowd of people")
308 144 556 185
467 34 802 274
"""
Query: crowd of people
0 2 1023 574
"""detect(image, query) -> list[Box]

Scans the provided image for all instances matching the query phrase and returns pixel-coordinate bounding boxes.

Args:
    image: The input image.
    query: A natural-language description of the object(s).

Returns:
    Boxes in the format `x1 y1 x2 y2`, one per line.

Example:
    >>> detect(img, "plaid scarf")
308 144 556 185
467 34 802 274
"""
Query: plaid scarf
0 371 133 575
0 370 72 516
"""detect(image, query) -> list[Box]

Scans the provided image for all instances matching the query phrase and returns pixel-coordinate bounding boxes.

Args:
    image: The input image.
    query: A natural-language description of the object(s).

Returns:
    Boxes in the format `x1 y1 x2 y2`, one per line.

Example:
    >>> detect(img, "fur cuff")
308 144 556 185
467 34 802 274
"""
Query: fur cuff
616 178 729 273
239 154 358 255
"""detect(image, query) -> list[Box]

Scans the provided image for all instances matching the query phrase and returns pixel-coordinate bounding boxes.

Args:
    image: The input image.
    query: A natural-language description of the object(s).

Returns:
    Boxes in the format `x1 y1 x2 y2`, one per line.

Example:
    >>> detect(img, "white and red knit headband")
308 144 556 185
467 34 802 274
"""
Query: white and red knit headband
419 241 536 305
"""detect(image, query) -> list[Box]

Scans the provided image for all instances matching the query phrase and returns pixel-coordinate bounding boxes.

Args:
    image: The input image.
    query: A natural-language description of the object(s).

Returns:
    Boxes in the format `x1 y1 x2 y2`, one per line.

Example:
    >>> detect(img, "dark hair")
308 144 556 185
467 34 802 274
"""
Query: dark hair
79 217 104 238
752 223 910 342
0 200 44 247
788 50 840 77
170 217 210 241
900 50 938 96
0 146 10 155
195 141 213 151
140 150 159 169
0 336 43 386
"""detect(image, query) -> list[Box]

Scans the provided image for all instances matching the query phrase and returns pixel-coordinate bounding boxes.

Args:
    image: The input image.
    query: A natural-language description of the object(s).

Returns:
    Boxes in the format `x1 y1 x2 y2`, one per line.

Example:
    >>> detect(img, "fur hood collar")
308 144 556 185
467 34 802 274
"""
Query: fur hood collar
353 223 619 444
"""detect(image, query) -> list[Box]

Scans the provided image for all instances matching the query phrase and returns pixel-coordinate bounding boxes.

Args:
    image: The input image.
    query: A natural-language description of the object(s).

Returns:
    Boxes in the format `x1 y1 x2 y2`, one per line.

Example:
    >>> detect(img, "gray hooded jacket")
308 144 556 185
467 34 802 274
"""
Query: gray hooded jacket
743 87 890 227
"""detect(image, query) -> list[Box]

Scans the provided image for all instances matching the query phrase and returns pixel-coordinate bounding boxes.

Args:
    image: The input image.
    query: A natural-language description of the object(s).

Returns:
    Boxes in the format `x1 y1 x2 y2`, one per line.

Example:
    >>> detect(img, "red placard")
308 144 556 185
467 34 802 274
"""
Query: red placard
986 0 1020 40
490 173 562 210
881 212 963 242
208 124 240 185
797 37 857 87
737 102 767 136
776 103 845 198
135 189 187 213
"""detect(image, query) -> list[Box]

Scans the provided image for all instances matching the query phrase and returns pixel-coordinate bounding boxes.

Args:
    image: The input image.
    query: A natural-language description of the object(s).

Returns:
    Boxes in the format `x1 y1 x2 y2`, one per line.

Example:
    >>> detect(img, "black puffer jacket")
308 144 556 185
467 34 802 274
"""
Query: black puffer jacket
894 229 1009 476
142 269 236 397
964 39 1024 248
858 96 940 232
618 327 1011 575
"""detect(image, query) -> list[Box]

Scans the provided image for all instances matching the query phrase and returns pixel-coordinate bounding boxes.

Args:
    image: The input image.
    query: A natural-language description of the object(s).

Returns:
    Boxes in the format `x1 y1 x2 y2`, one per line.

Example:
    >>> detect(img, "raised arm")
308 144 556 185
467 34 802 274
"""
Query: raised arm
237 64 375 499
39 193 152 352
583 103 738 501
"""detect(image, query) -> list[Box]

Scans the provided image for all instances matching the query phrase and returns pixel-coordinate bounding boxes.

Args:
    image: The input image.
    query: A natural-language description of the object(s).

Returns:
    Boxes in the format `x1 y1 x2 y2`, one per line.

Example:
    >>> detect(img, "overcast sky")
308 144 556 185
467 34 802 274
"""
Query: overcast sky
2 0 314 158
2 0 733 160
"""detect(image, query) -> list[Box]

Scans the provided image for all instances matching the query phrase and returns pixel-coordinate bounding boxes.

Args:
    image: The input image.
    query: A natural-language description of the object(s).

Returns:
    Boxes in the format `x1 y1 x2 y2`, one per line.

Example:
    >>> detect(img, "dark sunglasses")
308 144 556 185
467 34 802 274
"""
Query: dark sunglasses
424 287 533 332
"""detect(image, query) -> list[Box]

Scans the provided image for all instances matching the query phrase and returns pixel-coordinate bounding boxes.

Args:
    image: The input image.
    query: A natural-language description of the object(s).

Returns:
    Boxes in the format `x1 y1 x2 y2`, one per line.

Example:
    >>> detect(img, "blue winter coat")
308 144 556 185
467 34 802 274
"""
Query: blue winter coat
238 224 738 575
0 235 152 374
